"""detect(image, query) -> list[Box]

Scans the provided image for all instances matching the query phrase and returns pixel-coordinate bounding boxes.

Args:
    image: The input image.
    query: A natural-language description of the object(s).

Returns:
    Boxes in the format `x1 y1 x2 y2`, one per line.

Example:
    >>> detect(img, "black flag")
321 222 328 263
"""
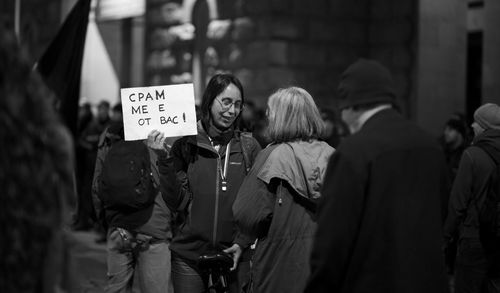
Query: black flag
37 0 91 136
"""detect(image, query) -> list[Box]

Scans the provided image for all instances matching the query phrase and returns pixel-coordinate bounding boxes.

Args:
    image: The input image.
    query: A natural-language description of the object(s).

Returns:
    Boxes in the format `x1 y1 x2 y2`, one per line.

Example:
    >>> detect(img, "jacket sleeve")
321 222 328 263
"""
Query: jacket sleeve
233 155 275 241
158 139 191 212
443 149 474 240
305 150 367 293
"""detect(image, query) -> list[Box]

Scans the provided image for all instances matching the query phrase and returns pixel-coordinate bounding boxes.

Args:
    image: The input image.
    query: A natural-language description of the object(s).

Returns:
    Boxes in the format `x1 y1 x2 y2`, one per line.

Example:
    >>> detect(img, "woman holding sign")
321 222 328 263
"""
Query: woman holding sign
146 73 261 293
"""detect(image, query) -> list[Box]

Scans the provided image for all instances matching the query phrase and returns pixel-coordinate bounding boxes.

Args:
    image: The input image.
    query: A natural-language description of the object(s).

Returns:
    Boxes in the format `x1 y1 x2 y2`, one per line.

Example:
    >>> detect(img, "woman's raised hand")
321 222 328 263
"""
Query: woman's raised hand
145 130 181 155
145 130 168 155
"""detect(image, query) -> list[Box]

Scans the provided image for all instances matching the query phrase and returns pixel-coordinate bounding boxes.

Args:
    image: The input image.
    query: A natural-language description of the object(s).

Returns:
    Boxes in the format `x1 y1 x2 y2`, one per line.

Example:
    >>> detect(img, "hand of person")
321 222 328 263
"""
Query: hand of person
223 243 242 271
144 130 180 156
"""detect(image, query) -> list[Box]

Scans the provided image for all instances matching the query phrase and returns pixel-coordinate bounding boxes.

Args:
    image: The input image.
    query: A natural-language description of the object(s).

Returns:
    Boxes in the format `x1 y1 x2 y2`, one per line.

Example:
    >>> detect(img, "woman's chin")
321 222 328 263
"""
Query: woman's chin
215 119 234 129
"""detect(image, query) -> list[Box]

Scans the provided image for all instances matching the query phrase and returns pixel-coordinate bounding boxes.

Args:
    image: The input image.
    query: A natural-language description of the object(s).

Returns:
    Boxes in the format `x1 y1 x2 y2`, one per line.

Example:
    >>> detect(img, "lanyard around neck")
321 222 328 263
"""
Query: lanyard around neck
209 137 231 190
220 141 231 182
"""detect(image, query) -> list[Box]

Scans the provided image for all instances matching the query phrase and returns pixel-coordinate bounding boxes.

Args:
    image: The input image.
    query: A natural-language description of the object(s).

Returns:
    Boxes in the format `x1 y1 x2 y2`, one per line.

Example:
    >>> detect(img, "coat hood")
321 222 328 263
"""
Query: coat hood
257 140 334 200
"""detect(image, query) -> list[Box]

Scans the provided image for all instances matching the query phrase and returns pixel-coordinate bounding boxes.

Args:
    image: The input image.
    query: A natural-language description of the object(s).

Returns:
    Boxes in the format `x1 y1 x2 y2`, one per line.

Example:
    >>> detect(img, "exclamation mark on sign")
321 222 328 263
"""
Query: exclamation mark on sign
183 112 186 122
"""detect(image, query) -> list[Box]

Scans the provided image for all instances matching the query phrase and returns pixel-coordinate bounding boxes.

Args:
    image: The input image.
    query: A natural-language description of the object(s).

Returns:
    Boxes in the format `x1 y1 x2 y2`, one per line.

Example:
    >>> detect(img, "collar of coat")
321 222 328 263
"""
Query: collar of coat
257 140 334 200
184 120 244 155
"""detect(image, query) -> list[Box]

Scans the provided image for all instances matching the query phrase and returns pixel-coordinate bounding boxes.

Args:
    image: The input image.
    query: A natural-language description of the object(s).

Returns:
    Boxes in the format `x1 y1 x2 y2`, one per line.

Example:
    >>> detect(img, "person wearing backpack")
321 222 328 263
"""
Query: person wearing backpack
92 120 173 293
444 103 500 293
146 73 261 293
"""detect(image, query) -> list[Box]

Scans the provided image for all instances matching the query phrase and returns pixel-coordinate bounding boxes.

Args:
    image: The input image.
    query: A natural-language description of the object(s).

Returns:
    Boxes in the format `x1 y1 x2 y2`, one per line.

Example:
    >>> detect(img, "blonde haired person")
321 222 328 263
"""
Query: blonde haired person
233 86 335 293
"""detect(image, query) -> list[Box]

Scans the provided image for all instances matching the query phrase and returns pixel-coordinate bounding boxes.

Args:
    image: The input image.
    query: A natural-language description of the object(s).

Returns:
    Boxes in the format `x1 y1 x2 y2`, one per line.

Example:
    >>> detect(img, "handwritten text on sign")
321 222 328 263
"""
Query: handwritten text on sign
121 84 198 141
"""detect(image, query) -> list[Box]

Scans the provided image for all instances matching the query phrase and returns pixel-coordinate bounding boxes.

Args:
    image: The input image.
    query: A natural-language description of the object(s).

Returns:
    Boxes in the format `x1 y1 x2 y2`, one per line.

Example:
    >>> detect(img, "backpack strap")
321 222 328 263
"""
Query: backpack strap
240 132 255 174
475 142 500 166
472 144 500 211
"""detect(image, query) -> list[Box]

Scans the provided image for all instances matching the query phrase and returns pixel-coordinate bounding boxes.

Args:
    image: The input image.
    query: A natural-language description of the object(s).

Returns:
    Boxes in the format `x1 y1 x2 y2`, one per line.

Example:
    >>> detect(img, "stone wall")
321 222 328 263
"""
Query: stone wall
415 0 467 135
238 0 370 109
218 0 418 112
144 0 371 109
366 0 417 117
138 0 469 134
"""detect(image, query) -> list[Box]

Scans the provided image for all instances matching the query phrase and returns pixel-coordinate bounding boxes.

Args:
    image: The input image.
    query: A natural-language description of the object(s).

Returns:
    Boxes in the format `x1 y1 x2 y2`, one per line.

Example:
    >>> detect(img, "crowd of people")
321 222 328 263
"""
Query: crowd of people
2 24 500 293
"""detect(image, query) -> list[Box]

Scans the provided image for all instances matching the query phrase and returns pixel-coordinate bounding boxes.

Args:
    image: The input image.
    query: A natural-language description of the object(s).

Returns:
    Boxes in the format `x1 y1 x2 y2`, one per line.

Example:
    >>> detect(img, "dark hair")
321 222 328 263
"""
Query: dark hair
200 73 244 129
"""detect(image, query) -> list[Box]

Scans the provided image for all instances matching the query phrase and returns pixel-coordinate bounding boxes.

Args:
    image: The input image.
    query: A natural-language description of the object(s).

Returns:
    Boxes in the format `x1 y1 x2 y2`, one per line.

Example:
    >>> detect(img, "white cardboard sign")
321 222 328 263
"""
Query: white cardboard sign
121 83 198 141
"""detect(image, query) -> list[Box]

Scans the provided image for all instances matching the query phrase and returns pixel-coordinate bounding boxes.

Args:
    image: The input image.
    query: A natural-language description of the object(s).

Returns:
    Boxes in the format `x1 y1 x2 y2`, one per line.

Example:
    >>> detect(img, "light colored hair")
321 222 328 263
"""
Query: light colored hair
266 87 326 143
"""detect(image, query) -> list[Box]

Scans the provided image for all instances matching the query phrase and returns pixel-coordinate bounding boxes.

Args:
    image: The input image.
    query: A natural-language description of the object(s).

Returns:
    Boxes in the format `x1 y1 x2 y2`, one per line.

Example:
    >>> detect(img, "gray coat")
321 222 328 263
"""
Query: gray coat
233 140 334 293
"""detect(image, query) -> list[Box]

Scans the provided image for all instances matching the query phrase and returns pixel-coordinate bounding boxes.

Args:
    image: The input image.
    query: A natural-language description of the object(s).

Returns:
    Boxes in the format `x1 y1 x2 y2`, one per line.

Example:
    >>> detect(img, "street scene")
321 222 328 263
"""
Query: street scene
2 0 500 292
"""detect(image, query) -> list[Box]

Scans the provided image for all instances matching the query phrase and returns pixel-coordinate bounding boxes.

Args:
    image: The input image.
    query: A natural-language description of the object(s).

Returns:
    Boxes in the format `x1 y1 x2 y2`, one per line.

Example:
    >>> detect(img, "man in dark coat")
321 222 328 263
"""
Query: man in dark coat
444 103 500 293
305 59 450 293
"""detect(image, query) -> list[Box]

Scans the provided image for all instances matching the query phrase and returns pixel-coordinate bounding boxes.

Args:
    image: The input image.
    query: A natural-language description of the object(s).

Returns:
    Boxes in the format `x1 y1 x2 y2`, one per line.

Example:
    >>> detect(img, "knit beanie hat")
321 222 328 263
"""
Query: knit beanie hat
337 59 396 110
474 103 500 130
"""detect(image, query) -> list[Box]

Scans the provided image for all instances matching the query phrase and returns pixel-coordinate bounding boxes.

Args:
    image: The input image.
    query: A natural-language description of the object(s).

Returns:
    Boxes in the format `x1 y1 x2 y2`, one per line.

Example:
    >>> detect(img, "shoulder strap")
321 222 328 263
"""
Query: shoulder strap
472 144 500 209
474 143 500 166
240 132 255 173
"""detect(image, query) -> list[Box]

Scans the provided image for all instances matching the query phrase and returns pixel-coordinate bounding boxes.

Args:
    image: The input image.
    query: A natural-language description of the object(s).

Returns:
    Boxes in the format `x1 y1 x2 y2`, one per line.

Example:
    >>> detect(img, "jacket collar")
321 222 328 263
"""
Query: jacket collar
359 107 401 133
186 121 241 154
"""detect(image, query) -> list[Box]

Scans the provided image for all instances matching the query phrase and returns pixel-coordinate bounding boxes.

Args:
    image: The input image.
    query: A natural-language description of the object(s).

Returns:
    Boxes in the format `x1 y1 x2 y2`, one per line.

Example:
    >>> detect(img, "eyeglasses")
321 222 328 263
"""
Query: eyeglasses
215 98 243 111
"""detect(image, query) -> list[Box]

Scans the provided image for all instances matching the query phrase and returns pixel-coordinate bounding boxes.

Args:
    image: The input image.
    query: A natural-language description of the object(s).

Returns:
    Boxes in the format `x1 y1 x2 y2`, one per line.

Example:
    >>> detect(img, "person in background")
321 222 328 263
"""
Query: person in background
92 119 173 293
238 100 270 148
440 114 471 276
0 26 74 292
233 86 334 293
75 102 94 209
320 107 349 148
305 59 450 293
73 100 111 230
93 103 124 245
441 115 470 181
77 102 94 135
146 73 261 293
110 103 123 122
444 103 500 293
238 100 257 133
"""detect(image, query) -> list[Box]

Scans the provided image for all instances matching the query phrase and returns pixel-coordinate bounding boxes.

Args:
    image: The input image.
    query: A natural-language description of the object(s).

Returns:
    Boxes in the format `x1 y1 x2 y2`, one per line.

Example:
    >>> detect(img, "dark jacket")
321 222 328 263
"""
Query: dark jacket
444 129 500 241
158 121 261 262
233 140 334 293
305 108 450 293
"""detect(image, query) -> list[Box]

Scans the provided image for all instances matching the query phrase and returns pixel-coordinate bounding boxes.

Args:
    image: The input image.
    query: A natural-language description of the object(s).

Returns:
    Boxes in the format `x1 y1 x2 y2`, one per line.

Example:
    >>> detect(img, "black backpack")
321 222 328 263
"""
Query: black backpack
99 139 158 210
475 144 500 255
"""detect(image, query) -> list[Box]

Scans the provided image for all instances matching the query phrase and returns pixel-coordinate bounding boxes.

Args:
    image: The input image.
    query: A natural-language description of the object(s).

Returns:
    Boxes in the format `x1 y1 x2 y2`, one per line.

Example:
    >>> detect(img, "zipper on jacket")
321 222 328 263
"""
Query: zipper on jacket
210 139 231 246
213 156 221 246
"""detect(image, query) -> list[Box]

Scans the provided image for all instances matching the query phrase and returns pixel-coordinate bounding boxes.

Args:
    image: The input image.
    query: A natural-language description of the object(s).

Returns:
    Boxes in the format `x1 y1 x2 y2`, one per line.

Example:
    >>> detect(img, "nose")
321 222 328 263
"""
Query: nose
226 103 236 115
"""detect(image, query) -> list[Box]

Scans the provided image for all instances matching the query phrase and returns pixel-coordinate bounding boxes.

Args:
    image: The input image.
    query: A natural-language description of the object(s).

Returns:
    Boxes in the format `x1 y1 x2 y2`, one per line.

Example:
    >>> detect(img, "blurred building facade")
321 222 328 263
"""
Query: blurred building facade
1 0 499 136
